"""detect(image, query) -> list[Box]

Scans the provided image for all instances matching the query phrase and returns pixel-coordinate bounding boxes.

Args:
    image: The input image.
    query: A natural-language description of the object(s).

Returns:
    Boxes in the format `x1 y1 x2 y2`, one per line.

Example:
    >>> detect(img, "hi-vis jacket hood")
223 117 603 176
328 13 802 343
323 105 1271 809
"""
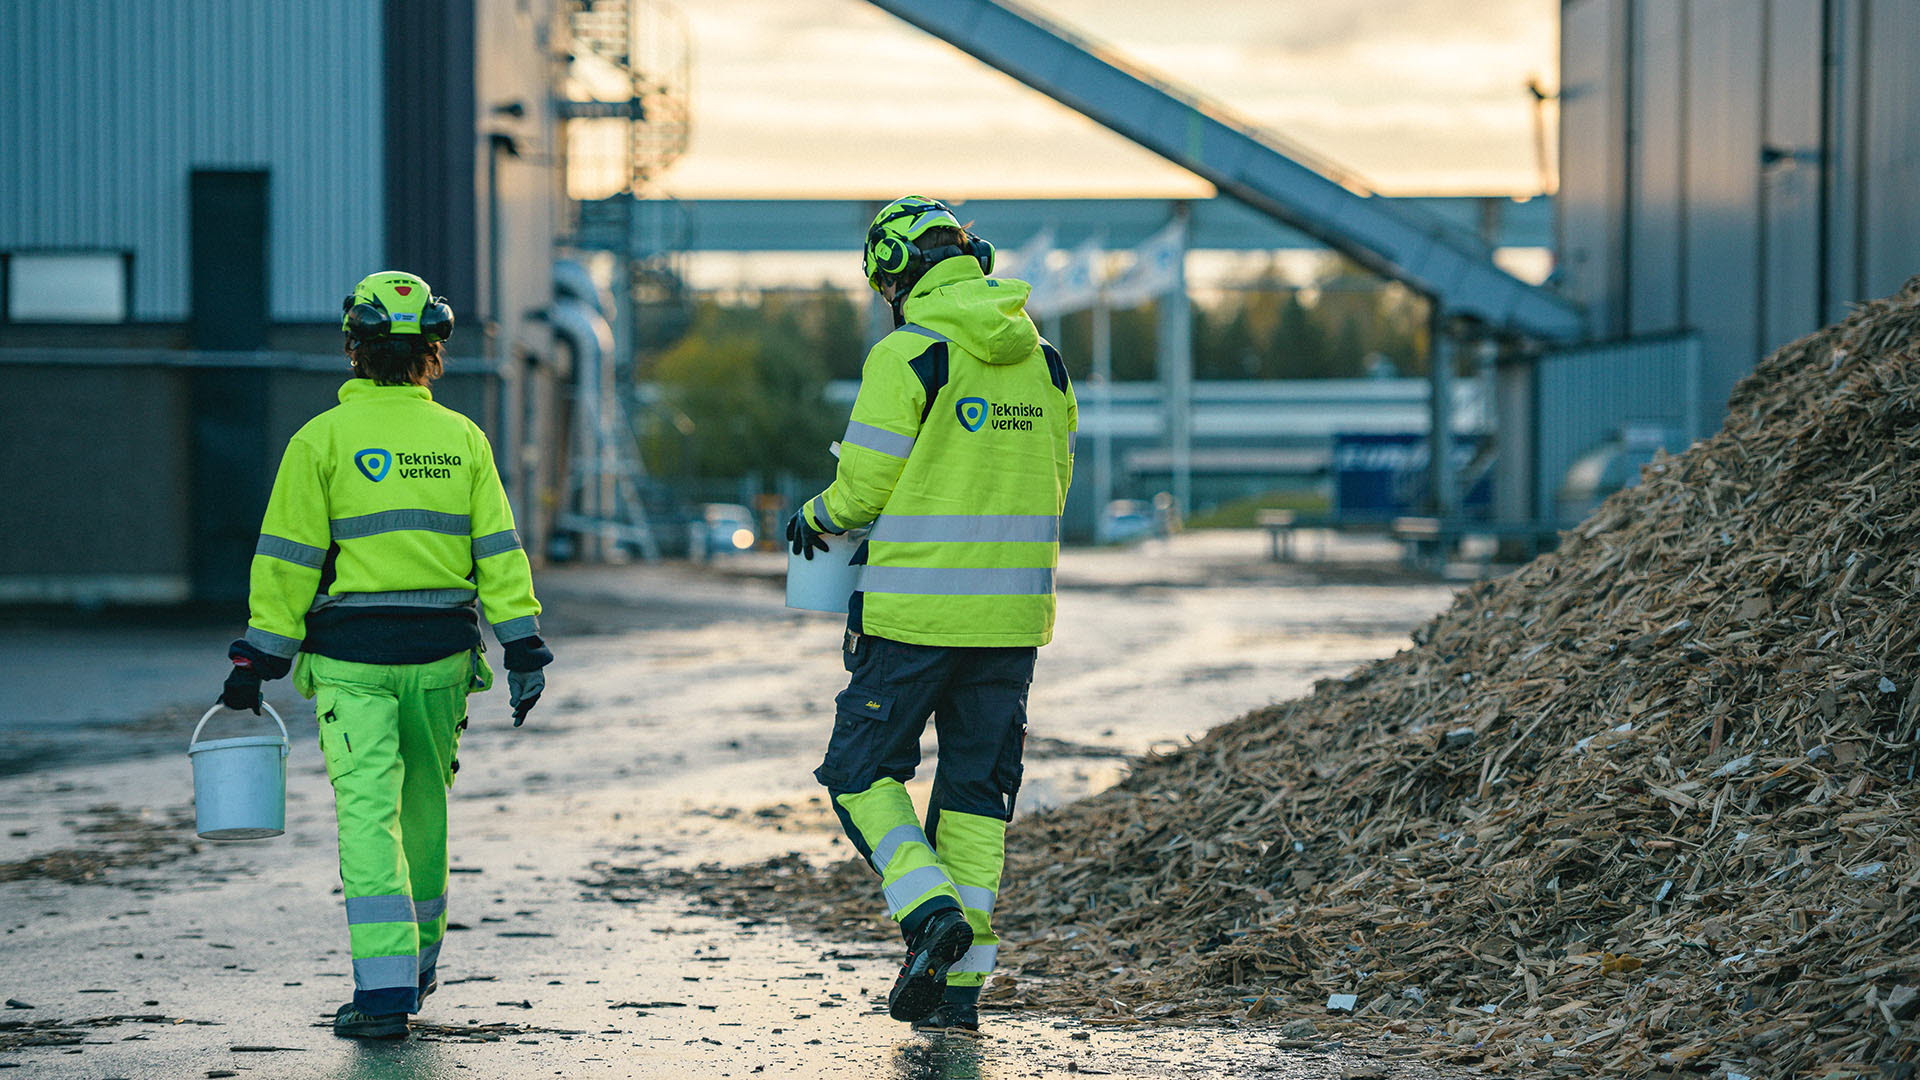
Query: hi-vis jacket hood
902 257 1039 367
804 256 1077 648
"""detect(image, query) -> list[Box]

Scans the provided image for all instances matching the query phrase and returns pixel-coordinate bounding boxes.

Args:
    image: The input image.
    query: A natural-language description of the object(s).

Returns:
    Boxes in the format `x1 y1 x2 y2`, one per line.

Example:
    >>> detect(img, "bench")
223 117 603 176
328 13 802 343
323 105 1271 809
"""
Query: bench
1391 517 1566 572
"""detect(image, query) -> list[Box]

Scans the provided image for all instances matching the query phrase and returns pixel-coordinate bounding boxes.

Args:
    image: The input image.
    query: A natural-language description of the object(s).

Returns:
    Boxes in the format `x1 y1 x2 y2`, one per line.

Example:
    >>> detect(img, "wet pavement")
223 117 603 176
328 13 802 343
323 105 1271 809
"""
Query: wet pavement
0 532 1472 1078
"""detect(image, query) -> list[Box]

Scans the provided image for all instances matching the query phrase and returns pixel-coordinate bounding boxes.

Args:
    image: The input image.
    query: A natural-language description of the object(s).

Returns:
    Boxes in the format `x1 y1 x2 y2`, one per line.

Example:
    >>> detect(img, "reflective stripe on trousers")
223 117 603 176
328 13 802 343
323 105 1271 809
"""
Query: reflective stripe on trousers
346 894 416 924
949 943 998 975
870 823 933 874
352 954 419 991
883 864 955 914
956 885 996 915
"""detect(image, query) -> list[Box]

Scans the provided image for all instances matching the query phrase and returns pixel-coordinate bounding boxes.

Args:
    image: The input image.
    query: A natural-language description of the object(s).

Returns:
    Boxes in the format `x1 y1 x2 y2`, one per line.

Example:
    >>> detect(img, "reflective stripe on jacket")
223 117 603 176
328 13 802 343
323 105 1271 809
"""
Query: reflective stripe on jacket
244 379 541 659
805 257 1077 647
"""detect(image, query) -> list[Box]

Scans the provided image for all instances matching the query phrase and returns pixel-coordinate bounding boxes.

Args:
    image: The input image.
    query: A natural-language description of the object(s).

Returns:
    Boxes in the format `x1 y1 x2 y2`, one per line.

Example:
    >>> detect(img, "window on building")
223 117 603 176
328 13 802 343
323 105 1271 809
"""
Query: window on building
4 251 131 322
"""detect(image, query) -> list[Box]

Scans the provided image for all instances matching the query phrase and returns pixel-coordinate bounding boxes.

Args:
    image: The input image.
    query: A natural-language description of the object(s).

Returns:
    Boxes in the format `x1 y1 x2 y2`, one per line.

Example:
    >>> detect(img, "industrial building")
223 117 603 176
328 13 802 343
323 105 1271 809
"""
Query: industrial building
7 0 1916 603
1504 0 1920 523
0 1 637 606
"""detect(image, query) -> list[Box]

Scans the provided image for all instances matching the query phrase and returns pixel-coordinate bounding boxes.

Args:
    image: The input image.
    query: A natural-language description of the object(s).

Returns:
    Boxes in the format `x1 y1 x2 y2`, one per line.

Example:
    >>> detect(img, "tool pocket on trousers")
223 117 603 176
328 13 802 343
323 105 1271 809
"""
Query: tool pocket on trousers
448 707 468 787
420 680 469 789
814 685 894 791
991 721 1027 815
314 689 356 782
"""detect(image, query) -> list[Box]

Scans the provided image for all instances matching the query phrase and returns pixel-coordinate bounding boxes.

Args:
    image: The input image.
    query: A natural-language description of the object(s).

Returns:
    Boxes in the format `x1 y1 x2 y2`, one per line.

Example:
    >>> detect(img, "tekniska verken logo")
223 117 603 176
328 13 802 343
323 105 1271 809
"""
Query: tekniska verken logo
354 449 461 482
354 448 392 482
955 397 1044 433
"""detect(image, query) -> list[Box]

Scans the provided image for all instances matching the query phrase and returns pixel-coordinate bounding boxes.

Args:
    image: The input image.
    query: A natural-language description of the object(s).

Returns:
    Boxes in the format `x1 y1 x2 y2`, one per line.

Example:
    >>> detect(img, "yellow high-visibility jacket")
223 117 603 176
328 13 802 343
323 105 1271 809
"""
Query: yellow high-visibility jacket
805 256 1077 647
244 379 540 665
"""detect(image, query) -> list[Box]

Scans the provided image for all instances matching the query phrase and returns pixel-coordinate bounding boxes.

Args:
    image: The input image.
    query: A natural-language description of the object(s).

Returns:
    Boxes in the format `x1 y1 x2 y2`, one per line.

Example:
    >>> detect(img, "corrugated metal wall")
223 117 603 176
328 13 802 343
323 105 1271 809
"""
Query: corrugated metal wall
1557 0 1920 436
0 2 383 321
1532 334 1702 519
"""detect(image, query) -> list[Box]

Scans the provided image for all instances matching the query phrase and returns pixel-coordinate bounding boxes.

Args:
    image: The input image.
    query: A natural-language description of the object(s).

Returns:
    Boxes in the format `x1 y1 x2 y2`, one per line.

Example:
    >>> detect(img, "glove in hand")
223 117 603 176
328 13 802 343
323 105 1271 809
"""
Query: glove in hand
786 510 830 560
508 669 544 727
219 664 264 714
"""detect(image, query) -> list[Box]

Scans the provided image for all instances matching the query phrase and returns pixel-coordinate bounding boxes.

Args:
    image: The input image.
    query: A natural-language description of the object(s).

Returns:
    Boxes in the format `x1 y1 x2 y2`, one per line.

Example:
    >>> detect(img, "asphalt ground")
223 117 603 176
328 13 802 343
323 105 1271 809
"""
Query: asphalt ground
0 531 1472 1078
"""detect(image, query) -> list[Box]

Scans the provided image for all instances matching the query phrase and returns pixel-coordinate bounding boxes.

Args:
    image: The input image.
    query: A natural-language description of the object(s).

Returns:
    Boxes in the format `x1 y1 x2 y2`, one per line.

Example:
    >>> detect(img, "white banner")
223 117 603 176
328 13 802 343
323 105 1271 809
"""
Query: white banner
1005 219 1185 317
1028 238 1105 319
1102 219 1185 310
1000 226 1055 293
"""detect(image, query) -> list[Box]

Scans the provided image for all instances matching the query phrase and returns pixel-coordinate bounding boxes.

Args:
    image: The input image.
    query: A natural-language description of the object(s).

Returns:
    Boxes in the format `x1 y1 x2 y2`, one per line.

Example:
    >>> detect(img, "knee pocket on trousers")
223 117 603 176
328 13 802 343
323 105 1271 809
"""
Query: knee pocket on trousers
814 686 894 791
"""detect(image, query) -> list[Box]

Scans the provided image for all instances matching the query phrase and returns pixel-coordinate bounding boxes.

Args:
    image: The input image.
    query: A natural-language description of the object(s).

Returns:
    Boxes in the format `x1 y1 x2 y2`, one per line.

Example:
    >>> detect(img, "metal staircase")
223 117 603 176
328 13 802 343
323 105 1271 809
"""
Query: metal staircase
862 0 1583 342
554 0 694 560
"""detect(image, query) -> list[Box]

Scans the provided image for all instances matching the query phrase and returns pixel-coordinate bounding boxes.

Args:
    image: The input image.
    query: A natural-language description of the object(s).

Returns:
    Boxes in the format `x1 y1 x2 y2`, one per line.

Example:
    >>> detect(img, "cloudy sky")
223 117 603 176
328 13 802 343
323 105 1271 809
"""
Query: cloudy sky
663 0 1559 200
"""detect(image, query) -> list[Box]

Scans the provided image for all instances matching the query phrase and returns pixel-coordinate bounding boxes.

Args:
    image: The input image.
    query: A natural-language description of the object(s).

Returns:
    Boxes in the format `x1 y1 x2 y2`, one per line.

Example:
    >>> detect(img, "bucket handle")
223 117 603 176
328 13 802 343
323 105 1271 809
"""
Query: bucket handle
190 701 290 758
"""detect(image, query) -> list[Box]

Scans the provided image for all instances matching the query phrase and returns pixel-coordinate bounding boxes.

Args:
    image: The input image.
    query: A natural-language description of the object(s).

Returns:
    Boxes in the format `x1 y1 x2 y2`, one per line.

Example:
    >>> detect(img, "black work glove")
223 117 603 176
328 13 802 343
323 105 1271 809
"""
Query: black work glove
220 665 264 714
786 510 830 560
502 636 554 728
219 640 290 714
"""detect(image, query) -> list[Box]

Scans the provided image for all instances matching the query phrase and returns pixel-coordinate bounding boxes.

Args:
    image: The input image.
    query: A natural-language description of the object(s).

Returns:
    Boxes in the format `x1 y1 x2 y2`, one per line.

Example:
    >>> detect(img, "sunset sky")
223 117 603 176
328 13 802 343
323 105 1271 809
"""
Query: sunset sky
664 0 1559 200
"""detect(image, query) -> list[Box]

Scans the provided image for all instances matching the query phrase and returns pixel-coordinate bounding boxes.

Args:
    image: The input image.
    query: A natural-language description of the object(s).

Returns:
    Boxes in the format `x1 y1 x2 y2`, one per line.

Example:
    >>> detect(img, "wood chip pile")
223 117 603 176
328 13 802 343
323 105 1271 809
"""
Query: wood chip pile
661 282 1920 1077
998 280 1920 1077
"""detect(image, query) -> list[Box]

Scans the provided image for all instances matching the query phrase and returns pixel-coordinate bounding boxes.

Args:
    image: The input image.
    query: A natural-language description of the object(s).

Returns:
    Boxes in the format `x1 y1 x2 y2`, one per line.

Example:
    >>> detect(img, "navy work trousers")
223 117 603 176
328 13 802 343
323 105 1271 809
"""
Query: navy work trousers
814 634 1034 863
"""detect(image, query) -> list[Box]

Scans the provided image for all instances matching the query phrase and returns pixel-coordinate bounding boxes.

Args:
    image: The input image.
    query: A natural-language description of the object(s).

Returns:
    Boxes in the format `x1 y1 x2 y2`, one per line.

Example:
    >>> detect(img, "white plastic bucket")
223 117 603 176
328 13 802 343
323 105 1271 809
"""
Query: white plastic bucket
785 528 868 613
188 702 290 840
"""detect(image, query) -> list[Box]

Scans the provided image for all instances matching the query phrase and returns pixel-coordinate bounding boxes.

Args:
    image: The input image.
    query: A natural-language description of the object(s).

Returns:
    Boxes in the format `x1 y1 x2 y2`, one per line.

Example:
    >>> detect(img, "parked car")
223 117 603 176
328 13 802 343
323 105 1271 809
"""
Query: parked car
695 502 758 559
1096 499 1156 545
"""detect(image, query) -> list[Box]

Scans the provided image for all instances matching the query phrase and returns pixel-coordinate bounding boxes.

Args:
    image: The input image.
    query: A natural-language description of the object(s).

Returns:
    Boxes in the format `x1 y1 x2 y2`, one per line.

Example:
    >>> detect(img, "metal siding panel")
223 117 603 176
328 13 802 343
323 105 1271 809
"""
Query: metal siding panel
1627 0 1686 334
1761 0 1824 353
1533 336 1699 517
1559 0 1628 337
0 1 383 322
1861 1 1920 301
1682 0 1764 432
1821 0 1867 321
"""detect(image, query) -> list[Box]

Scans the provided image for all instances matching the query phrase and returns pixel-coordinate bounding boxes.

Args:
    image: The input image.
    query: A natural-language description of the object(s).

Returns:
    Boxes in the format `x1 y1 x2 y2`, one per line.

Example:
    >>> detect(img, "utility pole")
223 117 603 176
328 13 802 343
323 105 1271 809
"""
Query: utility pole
1091 292 1113 527
1157 202 1193 515
1428 311 1457 518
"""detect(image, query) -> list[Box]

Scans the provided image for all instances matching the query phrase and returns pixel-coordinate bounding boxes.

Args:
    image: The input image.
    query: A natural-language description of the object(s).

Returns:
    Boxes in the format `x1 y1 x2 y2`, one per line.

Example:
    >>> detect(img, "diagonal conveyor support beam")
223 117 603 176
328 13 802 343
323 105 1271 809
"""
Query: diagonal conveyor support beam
862 0 1585 342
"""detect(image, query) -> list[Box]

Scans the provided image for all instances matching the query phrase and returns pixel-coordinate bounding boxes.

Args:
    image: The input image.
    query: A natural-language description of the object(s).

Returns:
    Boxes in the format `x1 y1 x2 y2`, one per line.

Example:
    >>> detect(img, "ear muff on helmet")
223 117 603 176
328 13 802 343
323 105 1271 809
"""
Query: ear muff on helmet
418 296 455 343
343 296 393 341
867 227 918 280
967 234 995 276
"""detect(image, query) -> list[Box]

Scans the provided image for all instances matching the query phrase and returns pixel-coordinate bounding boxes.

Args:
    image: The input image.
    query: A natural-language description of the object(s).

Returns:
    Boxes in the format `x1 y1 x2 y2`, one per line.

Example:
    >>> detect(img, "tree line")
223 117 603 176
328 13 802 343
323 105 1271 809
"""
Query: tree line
637 265 1427 479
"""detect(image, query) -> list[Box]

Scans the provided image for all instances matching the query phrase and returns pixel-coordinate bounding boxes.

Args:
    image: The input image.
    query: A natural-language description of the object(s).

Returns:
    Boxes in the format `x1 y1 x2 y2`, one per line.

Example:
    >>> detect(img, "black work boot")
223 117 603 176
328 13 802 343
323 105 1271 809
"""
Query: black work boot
887 909 974 1022
333 1001 409 1040
912 999 981 1035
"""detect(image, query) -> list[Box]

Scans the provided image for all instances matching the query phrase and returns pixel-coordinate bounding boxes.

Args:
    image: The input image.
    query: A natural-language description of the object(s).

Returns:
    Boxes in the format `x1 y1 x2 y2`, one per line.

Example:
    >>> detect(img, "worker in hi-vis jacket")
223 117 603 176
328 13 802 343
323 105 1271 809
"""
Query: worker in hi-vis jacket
217 271 553 1040
787 197 1077 1034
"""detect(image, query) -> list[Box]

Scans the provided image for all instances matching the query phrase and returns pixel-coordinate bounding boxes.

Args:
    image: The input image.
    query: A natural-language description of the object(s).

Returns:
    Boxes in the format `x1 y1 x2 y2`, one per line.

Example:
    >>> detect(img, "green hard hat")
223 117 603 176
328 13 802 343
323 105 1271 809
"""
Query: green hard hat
863 196 965 292
341 271 454 342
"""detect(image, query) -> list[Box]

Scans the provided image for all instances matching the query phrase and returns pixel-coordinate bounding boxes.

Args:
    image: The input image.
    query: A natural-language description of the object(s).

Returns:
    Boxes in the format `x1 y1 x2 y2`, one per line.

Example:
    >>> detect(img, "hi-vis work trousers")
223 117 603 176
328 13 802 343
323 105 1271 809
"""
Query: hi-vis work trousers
298 650 478 1016
814 635 1033 995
